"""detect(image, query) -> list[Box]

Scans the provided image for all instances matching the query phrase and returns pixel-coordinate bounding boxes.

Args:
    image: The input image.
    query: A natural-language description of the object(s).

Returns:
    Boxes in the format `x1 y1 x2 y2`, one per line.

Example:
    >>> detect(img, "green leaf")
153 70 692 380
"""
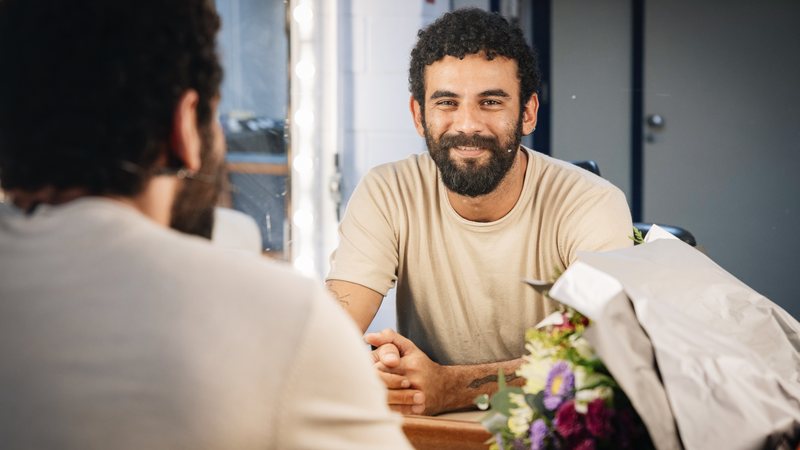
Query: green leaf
530 391 548 418
490 386 524 416
631 226 645 245
480 411 510 435
580 372 618 390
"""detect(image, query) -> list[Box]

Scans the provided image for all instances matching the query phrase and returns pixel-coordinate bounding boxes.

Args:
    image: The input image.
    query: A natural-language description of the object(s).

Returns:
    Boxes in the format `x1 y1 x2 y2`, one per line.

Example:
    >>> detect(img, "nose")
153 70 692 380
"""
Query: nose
452 104 484 135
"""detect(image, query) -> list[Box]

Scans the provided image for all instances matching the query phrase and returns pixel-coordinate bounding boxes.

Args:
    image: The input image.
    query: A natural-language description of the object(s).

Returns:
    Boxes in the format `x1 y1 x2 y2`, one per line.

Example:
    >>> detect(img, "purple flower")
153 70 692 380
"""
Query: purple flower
496 433 504 449
554 400 585 438
530 419 549 450
585 398 614 438
544 361 575 410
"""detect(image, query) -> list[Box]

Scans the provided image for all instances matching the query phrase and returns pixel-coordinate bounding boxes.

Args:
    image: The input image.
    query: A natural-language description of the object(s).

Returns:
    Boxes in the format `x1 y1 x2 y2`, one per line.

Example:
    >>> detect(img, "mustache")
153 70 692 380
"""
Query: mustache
437 133 505 152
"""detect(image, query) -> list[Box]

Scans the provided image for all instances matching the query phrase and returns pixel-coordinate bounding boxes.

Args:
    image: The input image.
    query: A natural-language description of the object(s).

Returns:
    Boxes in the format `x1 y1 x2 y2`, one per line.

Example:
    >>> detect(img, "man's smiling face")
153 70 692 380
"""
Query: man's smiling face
417 53 533 197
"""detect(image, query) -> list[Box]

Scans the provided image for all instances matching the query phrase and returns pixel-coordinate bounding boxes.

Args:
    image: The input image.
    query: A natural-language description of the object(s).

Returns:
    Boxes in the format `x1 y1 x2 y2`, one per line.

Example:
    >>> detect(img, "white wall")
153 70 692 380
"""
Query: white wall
339 0 449 204
550 0 632 200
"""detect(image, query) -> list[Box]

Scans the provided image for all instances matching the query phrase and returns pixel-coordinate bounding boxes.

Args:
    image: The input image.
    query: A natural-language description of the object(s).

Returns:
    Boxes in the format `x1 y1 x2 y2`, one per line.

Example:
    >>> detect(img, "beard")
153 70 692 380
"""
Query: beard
424 116 523 197
169 125 225 239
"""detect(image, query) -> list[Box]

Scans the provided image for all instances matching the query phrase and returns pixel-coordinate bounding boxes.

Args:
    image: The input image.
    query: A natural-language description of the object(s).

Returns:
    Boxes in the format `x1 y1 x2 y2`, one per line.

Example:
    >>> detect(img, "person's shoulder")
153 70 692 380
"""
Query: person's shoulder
166 230 301 282
528 148 622 195
121 213 317 311
0 201 19 223
212 207 262 253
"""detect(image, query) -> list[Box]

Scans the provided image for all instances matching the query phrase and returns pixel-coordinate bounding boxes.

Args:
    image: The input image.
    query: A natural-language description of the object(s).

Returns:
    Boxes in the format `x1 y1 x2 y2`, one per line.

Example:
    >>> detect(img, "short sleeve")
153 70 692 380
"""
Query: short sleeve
274 285 412 450
560 186 634 265
327 169 401 296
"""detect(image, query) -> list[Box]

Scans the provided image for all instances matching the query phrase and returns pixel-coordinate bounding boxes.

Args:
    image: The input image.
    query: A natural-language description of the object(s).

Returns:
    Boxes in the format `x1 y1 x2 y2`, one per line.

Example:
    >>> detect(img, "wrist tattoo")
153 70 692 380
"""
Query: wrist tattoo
468 372 520 389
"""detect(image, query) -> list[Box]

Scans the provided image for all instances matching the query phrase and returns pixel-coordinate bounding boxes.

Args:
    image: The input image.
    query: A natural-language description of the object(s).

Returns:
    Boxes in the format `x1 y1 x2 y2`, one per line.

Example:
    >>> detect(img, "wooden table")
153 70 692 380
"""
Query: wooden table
402 411 491 450
402 411 800 450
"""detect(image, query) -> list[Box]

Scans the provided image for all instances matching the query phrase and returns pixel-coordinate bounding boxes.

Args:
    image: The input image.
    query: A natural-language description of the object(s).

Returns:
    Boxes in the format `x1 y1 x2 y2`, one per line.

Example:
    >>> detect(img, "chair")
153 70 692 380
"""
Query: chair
571 160 697 247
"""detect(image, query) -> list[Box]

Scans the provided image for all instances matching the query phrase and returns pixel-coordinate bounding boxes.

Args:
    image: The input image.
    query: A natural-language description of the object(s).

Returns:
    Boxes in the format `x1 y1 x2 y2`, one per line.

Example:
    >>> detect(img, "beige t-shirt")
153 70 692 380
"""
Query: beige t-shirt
0 199 411 450
328 148 633 365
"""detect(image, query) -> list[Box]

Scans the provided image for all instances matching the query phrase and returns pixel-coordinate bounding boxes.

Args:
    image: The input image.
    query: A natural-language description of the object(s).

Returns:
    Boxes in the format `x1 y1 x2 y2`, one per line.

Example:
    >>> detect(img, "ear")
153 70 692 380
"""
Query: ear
410 96 425 137
169 90 202 172
521 93 539 136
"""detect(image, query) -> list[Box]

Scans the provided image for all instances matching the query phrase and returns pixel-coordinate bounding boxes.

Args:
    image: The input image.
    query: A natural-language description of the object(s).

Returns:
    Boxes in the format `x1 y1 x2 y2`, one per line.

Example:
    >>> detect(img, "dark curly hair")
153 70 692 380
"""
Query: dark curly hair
409 8 540 110
0 0 223 196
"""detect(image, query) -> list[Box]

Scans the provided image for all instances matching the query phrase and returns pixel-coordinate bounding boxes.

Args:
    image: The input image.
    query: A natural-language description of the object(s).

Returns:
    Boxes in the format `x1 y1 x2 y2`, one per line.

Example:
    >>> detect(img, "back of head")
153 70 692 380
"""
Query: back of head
409 8 541 109
0 0 223 197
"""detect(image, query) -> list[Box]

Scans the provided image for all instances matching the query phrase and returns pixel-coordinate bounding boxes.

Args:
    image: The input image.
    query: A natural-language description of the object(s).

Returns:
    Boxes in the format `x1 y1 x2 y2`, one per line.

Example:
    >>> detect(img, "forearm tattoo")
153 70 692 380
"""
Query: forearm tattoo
468 372 520 389
326 285 351 307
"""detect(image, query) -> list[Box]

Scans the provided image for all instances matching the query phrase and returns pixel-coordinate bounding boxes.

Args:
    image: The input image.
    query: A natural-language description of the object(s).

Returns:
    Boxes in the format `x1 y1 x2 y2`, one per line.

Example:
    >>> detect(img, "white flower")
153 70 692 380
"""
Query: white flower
507 393 533 437
573 366 588 390
574 386 613 413
570 335 596 360
525 339 554 360
535 311 565 329
517 356 555 394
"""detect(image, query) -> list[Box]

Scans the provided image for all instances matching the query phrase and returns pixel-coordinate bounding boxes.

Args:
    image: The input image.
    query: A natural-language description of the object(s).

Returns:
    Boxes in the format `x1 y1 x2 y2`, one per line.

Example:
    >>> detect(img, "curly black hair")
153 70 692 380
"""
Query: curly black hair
409 8 540 110
0 0 223 196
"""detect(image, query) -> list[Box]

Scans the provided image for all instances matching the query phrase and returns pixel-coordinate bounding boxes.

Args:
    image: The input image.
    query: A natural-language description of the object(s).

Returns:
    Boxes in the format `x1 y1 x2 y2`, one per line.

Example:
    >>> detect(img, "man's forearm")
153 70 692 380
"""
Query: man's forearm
437 358 524 413
325 280 383 333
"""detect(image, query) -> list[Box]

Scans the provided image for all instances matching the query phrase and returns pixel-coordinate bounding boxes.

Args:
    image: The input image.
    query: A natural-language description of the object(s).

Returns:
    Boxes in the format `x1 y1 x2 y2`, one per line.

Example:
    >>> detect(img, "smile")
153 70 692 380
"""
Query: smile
452 146 488 158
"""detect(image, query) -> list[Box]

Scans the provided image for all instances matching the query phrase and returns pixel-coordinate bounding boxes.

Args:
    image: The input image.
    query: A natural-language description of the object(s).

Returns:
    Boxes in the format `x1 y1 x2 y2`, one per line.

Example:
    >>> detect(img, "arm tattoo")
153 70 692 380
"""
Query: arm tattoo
467 372 520 389
327 286 351 307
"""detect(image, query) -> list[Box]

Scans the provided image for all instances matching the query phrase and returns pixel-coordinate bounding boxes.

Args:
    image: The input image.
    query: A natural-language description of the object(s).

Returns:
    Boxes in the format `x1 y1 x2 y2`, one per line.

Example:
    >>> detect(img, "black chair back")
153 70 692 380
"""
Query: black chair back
570 160 697 247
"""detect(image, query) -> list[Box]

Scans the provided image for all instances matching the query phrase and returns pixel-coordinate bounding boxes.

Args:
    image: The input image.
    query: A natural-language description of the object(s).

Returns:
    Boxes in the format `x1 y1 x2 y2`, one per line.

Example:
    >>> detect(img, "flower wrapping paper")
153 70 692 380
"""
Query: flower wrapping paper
549 226 800 450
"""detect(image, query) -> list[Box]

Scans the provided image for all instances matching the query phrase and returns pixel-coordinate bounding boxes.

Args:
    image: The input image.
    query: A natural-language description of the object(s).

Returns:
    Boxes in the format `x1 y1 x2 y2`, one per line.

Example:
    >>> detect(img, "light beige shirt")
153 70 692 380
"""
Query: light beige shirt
328 148 633 365
0 199 411 450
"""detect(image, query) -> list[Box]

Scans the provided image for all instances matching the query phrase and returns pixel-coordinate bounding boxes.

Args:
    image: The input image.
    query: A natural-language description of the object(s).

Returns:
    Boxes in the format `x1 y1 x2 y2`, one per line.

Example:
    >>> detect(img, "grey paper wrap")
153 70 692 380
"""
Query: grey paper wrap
549 231 800 450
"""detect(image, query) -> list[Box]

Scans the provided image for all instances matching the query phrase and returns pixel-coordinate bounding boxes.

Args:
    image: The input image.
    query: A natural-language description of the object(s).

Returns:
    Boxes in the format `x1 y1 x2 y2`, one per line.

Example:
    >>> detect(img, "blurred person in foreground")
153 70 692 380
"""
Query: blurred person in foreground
0 1 410 448
326 8 633 416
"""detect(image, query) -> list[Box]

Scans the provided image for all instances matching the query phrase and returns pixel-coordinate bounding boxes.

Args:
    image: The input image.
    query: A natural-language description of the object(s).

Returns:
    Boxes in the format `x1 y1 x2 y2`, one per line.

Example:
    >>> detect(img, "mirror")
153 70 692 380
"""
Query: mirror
215 0 290 258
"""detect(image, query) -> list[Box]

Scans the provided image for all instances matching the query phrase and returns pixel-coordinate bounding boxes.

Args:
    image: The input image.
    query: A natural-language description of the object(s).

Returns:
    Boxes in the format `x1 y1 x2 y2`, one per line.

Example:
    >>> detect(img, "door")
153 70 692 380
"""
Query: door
643 1 800 317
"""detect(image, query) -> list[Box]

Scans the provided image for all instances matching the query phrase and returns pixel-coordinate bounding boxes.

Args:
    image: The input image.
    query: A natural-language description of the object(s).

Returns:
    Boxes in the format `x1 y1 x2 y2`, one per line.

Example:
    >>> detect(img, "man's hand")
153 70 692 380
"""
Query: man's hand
365 328 452 416
366 328 526 417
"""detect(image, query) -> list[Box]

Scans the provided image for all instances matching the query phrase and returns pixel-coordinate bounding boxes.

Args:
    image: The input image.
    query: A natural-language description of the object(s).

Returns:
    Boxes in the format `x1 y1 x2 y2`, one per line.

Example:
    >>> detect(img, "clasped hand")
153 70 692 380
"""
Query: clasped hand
364 328 449 416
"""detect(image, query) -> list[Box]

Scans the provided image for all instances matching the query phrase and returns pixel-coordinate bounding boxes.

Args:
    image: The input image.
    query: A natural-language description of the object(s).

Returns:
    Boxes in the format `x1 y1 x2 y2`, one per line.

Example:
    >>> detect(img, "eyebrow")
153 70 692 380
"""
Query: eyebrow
479 89 511 98
430 90 459 100
428 89 511 100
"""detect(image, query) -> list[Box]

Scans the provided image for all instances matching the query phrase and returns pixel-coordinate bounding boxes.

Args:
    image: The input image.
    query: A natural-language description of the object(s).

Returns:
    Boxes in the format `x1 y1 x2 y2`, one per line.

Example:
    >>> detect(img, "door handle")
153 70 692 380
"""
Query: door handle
646 114 665 129
645 114 665 143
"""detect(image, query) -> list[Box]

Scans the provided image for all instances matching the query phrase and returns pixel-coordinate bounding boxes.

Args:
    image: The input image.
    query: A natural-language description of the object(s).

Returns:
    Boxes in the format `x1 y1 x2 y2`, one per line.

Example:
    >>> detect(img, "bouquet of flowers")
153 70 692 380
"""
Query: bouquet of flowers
475 307 653 450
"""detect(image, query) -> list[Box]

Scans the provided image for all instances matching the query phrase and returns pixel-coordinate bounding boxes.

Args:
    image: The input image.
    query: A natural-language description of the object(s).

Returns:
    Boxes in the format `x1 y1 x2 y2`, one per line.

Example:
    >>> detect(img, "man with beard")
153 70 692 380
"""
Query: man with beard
326 8 633 416
0 1 412 448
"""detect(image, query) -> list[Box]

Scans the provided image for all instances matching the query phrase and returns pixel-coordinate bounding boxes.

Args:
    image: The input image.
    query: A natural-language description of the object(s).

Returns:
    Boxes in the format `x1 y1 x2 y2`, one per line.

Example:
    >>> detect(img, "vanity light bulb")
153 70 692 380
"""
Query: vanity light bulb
292 209 314 230
293 155 314 177
294 108 314 128
292 4 313 29
293 253 316 277
295 59 315 81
